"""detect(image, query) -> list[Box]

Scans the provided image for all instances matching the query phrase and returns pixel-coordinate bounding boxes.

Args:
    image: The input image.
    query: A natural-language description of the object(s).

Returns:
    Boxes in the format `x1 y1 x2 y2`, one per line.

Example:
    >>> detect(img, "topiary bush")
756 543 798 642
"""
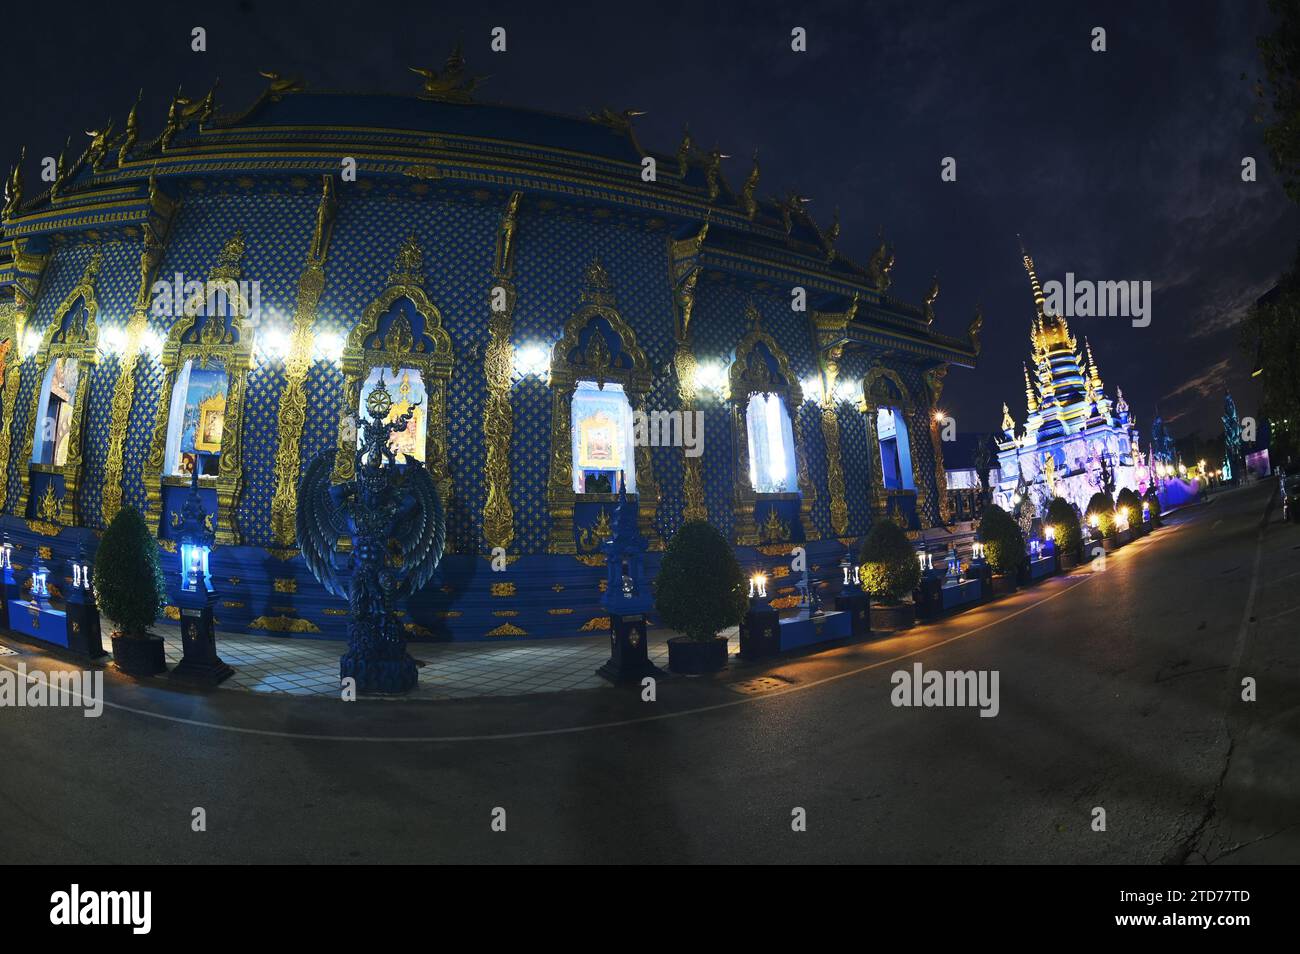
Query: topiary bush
654 519 747 641
1115 487 1142 528
1046 496 1082 556
859 518 921 604
1085 491 1117 537
94 506 166 638
978 505 1026 575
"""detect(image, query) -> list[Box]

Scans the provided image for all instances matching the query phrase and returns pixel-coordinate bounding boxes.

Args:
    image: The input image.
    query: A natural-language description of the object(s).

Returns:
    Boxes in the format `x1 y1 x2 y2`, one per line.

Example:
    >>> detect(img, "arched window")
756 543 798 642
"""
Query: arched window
163 359 229 478
746 392 796 493
570 379 636 494
32 358 81 467
876 406 914 490
357 367 428 465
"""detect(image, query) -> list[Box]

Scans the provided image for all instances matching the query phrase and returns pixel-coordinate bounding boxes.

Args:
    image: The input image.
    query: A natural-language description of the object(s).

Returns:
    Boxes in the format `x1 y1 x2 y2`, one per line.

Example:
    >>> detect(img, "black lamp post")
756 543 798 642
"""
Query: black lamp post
170 470 233 685
833 544 870 638
63 541 106 658
595 471 663 684
739 564 781 659
0 534 14 632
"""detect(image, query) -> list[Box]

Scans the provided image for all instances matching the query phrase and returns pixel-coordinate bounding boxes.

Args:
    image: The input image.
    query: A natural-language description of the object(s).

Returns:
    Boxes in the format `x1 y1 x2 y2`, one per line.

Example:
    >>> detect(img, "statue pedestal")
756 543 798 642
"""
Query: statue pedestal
596 611 663 685
739 605 780 659
834 591 871 639
171 594 233 686
64 579 107 660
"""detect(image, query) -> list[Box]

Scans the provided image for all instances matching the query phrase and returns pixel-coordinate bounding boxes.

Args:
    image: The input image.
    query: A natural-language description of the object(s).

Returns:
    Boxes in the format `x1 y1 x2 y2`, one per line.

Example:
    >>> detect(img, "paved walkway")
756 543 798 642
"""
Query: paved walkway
157 625 741 701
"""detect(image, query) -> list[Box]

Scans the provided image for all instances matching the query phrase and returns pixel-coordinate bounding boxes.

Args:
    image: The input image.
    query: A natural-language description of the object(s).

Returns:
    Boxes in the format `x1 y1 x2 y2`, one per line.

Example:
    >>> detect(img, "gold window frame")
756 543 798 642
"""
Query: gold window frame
14 251 102 524
860 363 930 526
726 307 815 546
545 262 658 554
142 233 254 544
330 238 454 516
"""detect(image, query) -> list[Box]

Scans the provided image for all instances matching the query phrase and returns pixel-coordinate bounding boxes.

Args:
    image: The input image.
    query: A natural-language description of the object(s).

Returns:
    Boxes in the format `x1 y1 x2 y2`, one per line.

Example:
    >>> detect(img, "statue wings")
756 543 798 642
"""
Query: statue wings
391 460 445 599
297 449 349 599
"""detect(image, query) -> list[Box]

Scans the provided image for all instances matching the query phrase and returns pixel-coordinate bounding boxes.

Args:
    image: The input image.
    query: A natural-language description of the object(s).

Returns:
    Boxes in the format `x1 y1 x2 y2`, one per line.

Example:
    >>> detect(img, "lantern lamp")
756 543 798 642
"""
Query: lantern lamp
169 468 233 684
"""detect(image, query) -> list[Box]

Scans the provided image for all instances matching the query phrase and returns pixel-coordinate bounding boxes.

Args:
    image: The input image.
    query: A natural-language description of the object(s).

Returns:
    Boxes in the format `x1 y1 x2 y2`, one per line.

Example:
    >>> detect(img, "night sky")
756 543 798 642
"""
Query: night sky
4 0 1292 442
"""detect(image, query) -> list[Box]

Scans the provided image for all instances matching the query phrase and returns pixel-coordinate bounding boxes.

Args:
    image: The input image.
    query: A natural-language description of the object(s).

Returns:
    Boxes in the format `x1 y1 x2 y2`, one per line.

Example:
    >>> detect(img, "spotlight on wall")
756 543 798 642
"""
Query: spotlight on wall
513 342 550 378
313 331 345 364
20 328 41 359
833 379 861 405
694 361 727 397
98 325 128 356
799 376 823 404
259 327 292 362
142 329 165 359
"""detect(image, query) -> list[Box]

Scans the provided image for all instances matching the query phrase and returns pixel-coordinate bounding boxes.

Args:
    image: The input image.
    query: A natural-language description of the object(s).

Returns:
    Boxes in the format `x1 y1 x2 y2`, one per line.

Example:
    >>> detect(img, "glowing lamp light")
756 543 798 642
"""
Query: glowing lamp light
259 326 292 362
180 539 211 594
313 331 345 365
20 328 42 360
1088 514 1099 528
1045 525 1055 541
0 540 13 569
971 540 986 561
31 566 49 599
142 329 165 358
800 376 823 405
1011 493 1022 506
513 341 550 378
71 557 92 590
695 361 727 397
748 572 768 600
1178 462 1187 475
833 379 861 405
98 325 129 356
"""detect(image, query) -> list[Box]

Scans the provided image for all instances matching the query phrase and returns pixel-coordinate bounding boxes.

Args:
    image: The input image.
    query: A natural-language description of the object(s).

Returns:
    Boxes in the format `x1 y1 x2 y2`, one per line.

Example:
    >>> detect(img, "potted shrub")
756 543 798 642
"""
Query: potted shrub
1046 497 1083 570
859 518 921 630
1085 491 1118 551
1143 488 1162 528
979 505 1025 595
1116 487 1143 539
95 506 168 677
656 520 747 674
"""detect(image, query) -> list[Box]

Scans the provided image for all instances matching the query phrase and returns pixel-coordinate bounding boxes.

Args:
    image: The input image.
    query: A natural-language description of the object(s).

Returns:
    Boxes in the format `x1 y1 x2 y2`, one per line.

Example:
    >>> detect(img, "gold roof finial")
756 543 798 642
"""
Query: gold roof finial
1023 362 1039 413
1018 234 1047 317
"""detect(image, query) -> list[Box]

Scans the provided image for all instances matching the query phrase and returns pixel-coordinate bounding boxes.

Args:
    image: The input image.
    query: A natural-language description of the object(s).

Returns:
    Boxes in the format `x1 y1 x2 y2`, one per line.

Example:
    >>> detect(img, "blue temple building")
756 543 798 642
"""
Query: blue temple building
994 248 1142 517
0 54 977 641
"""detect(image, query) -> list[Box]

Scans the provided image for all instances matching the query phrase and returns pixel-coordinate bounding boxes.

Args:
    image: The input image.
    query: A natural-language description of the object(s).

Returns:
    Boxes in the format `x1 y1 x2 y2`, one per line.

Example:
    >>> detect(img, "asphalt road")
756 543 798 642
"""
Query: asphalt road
2 480 1295 864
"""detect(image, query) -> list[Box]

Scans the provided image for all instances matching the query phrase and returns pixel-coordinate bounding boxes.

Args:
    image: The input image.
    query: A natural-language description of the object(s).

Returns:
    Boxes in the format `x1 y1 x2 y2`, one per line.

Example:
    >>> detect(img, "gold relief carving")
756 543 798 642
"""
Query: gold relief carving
404 622 434 638
222 600 245 608
37 545 52 560
551 583 564 592
158 539 176 553
546 263 658 553
574 553 606 567
820 405 850 536
481 192 520 552
490 582 516 597
492 610 519 617
331 235 455 541
726 308 807 546
323 607 348 616
163 605 180 620
486 623 526 637
142 231 253 544
249 615 321 633
270 175 335 547
578 507 611 553
579 616 610 632
15 249 103 522
769 595 800 610
759 508 790 544
547 608 574 615
29 485 66 536
103 218 170 525
273 577 298 593
926 366 953 524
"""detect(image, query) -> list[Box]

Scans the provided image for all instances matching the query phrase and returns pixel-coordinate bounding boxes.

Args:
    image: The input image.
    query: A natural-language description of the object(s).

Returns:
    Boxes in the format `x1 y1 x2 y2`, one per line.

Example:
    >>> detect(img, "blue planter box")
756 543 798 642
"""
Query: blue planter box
1026 555 1056 582
940 578 982 610
7 598 68 648
778 610 852 652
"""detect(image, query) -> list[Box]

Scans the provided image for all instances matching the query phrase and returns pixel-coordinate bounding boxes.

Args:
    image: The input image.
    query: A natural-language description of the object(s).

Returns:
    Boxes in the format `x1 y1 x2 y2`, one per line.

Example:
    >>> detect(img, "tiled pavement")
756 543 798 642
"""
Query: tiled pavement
158 625 742 701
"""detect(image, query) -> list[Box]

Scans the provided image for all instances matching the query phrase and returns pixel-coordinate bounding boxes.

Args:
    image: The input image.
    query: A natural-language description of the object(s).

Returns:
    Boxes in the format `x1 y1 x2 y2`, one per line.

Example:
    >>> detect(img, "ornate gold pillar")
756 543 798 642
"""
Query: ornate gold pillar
270 176 336 547
481 192 520 552
0 240 49 512
810 300 856 538
670 232 708 526
926 366 953 525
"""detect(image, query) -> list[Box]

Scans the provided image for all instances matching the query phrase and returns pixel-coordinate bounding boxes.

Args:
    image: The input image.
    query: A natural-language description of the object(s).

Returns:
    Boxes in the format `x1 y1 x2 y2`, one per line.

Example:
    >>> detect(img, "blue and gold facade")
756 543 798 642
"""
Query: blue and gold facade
0 66 977 641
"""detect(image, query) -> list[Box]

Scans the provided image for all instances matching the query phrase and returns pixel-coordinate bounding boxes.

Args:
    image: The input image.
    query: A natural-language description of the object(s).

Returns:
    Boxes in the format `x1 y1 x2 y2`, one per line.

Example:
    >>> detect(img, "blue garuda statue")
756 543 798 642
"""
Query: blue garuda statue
297 381 445 693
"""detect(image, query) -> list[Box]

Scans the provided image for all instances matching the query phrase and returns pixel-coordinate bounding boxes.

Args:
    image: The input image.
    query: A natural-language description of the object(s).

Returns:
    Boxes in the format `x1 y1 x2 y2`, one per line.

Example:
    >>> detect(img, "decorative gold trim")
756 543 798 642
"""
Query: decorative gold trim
820 405 849 535
579 616 610 632
481 192 520 552
726 303 812 545
546 262 658 553
141 230 254 544
104 189 177 526
490 582 516 597
249 615 321 633
270 176 335 546
272 577 298 593
15 249 103 523
330 234 455 537
486 623 526 636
